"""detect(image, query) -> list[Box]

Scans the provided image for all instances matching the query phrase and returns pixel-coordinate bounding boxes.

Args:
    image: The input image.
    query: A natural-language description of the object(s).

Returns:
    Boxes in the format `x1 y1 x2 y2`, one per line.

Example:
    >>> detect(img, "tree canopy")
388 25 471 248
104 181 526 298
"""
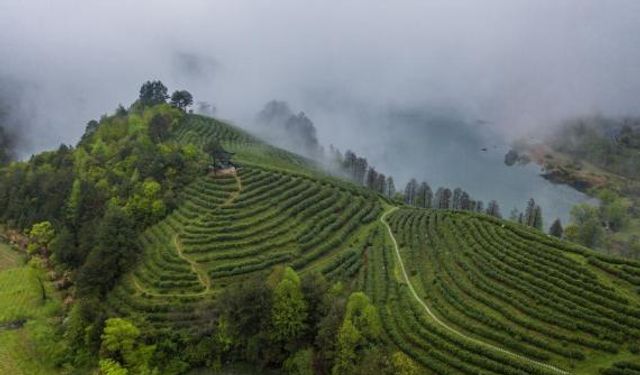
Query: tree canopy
170 90 194 111
139 80 169 107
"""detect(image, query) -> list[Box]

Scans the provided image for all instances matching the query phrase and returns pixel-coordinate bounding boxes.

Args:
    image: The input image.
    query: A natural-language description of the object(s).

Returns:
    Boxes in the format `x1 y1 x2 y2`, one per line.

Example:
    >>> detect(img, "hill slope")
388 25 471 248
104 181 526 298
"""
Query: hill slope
108 114 640 373
2 111 640 374
106 115 382 333
379 208 640 374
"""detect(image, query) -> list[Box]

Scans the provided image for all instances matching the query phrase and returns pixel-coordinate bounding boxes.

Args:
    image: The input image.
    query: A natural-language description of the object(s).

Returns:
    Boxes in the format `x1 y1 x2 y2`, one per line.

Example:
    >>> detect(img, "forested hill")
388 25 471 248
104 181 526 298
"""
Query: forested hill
0 85 639 374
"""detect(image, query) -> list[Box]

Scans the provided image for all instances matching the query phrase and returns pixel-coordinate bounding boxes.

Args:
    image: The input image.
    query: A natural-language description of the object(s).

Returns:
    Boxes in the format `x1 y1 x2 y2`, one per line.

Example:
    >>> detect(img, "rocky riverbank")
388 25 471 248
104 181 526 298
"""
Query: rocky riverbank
506 143 613 193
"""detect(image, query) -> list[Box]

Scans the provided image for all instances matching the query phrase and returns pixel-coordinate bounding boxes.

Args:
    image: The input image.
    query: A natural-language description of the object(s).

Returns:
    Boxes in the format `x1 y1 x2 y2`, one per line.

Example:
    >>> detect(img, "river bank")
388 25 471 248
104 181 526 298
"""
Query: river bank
509 142 625 193
511 142 640 258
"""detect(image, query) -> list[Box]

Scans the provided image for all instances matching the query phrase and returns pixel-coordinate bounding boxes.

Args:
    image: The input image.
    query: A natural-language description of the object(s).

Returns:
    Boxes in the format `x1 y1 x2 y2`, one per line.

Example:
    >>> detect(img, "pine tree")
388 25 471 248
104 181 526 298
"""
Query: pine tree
343 150 357 179
436 188 452 209
355 157 368 185
549 218 564 238
486 200 502 218
533 205 544 230
434 188 443 209
329 145 343 167
452 188 463 210
524 198 536 226
475 200 484 213
422 182 433 208
376 174 386 194
386 177 396 198
366 167 378 190
139 80 168 106
469 200 477 212
460 191 470 210
404 179 418 205
415 182 432 208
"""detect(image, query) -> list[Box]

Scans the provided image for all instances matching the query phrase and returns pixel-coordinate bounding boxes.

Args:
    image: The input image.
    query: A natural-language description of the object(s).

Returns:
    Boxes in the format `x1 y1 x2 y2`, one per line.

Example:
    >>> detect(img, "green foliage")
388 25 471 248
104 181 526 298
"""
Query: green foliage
0 246 66 374
0 267 43 323
552 116 640 179
596 189 628 231
566 204 605 248
99 359 129 375
344 292 381 342
283 348 313 375
100 318 157 375
391 351 421 375
0 145 75 230
549 218 564 238
139 81 169 107
170 90 193 111
124 178 166 227
301 271 330 334
11 88 640 375
380 208 640 374
332 292 381 375
27 221 55 254
332 318 360 375
76 206 139 297
270 267 308 343
101 318 140 355
148 113 172 143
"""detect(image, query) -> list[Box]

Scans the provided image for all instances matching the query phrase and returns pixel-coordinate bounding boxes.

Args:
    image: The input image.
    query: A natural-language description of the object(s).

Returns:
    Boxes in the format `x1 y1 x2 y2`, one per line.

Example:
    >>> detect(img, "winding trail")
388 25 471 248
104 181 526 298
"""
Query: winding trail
174 236 210 292
380 207 571 375
223 174 243 206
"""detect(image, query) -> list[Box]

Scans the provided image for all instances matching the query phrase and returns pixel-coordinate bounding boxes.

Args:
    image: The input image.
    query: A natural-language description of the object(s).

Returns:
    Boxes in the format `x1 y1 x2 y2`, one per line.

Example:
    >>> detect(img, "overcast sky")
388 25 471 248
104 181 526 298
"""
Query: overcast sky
1 0 640 156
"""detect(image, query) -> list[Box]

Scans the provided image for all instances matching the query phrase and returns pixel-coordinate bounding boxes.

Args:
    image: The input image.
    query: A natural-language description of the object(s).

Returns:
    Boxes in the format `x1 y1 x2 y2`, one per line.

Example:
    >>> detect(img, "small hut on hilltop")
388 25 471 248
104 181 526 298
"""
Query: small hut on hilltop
205 140 238 175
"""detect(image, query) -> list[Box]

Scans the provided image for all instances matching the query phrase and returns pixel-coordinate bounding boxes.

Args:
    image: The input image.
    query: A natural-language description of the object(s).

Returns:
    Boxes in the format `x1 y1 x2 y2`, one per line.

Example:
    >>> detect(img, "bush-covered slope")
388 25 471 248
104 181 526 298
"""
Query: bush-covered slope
107 117 382 335
377 208 640 374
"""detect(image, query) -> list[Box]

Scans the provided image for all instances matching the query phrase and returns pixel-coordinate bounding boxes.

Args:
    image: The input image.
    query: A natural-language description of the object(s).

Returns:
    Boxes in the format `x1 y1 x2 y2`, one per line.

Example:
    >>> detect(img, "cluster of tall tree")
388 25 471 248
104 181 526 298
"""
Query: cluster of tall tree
0 81 212 370
331 148 395 198
563 189 632 253
510 198 544 231
80 266 418 375
138 80 193 111
189 266 415 375
402 179 502 217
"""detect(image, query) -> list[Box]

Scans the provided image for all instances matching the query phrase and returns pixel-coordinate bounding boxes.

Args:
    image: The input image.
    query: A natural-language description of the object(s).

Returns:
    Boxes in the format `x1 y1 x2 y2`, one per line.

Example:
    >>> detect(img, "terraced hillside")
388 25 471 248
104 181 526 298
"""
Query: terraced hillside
377 208 640 374
105 114 640 373
108 160 382 334
174 115 316 173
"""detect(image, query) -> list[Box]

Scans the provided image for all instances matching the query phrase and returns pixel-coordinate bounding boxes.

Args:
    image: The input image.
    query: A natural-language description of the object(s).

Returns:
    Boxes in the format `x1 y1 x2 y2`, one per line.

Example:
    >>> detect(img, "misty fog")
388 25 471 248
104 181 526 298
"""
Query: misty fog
2 0 640 222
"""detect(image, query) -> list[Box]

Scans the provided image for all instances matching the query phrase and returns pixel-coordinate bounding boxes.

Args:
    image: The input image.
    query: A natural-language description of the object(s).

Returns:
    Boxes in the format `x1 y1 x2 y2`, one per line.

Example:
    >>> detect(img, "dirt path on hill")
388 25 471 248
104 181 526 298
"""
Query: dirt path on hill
222 174 242 207
380 207 570 375
131 174 245 298
174 235 211 292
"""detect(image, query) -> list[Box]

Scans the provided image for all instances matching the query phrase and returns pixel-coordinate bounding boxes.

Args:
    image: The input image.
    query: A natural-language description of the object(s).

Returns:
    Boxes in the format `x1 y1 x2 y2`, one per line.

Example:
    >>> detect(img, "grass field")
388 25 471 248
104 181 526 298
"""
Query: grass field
0 241 62 375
